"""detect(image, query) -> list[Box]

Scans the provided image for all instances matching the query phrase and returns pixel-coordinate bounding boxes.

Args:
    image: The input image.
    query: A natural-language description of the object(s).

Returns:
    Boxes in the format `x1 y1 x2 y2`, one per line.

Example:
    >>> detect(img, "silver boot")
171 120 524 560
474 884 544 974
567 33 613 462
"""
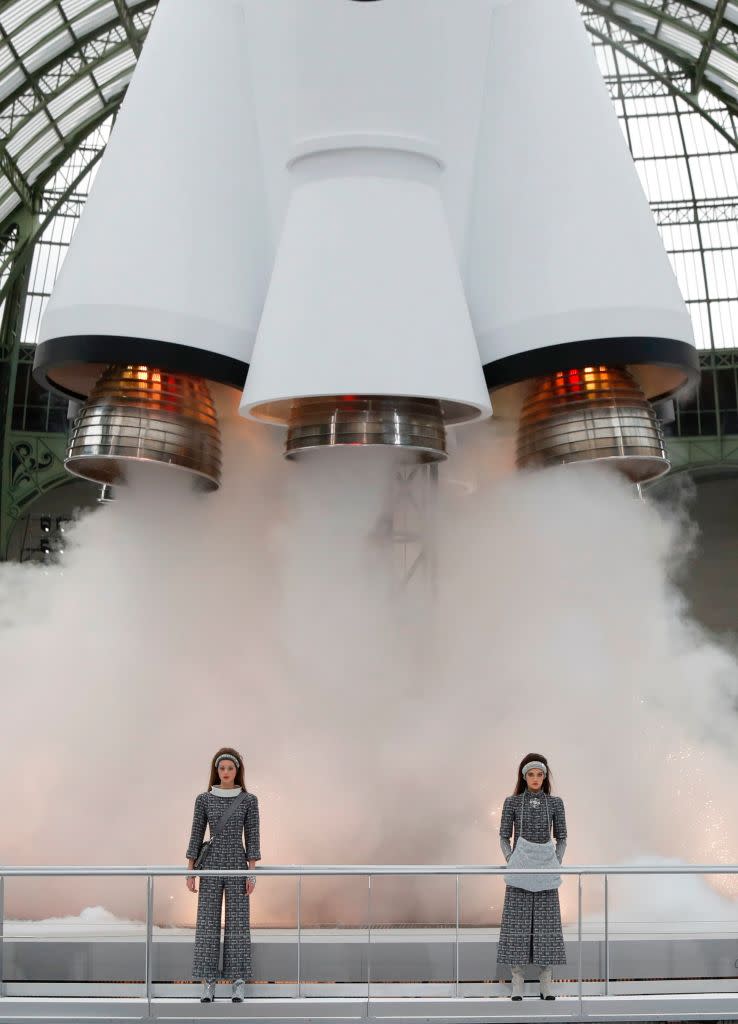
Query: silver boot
199 980 216 1003
231 978 246 1003
539 966 555 1000
511 965 525 1001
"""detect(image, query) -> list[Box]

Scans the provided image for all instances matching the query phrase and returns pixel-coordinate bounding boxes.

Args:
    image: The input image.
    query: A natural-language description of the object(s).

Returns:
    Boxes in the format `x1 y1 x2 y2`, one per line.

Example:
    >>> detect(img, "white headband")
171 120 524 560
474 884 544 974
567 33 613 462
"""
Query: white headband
522 760 547 777
215 753 240 769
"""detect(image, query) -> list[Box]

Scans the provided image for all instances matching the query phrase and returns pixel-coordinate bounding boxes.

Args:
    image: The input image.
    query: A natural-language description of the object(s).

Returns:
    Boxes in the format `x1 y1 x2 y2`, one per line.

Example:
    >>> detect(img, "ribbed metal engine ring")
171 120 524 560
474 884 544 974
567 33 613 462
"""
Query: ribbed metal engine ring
517 366 669 483
66 364 222 490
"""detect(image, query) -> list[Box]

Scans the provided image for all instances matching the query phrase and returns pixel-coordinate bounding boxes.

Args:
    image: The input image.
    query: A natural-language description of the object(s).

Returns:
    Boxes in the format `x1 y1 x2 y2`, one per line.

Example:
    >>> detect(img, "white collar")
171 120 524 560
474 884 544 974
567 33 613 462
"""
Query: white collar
210 786 243 798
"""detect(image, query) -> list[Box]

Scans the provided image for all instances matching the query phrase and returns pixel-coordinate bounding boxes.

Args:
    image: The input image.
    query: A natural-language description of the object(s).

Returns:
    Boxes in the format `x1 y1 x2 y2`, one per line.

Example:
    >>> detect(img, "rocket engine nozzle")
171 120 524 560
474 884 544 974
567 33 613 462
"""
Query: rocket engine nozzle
65 364 222 490
283 395 447 462
516 366 669 484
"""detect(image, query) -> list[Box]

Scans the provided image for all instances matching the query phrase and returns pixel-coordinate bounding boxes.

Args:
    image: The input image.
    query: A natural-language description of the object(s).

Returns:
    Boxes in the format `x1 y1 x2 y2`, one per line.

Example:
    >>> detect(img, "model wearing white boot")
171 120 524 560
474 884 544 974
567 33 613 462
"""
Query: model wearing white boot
497 754 568 1001
511 966 525 1001
539 966 555 1000
199 979 216 1003
186 748 261 1001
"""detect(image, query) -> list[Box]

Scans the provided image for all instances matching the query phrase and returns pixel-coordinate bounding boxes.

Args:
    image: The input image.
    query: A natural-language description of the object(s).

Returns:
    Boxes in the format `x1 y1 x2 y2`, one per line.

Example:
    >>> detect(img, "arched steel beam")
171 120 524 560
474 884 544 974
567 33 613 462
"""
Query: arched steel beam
0 103 114 297
0 1 155 240
0 3 154 181
111 0 143 57
583 20 738 151
0 0 154 111
580 0 738 125
693 0 730 94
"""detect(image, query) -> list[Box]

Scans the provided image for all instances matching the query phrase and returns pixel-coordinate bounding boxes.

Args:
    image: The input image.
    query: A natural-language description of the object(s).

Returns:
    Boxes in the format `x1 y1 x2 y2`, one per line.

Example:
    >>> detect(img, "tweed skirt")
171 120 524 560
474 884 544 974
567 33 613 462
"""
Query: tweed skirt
496 885 566 966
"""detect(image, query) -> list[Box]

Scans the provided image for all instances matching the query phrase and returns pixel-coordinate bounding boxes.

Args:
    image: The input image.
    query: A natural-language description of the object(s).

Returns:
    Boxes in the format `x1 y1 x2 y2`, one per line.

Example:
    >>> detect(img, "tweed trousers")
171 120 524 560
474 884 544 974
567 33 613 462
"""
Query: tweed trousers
186 790 261 982
192 876 253 981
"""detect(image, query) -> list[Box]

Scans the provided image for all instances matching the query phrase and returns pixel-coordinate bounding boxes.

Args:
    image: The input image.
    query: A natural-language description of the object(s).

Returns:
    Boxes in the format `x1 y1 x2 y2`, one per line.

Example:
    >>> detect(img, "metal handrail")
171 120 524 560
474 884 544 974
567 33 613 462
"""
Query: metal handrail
1 864 736 876
1 864 736 1015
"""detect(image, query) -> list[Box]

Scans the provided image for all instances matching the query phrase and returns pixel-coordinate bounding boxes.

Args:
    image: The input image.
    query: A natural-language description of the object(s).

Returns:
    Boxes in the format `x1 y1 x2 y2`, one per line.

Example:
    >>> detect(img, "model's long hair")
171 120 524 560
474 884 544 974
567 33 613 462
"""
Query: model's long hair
513 752 552 795
207 747 247 792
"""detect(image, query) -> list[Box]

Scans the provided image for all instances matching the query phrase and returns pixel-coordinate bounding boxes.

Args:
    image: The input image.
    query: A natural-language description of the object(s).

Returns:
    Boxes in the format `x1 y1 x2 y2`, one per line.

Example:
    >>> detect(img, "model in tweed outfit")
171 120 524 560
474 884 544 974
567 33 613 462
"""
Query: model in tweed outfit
186 747 261 1004
497 752 567 1002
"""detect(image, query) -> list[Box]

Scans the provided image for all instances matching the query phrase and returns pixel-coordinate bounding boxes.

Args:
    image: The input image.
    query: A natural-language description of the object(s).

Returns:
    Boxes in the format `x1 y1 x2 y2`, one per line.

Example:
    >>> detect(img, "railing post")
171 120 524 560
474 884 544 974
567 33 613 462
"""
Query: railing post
577 873 583 1015
366 874 372 1013
145 874 154 1013
604 873 610 996
0 873 5 999
296 875 302 998
454 874 460 998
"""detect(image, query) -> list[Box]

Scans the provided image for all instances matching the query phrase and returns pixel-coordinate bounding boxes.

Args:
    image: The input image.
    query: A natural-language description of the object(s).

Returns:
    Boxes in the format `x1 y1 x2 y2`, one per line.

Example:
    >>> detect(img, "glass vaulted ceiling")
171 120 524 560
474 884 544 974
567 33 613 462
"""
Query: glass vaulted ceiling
580 0 738 350
2 0 738 352
582 0 738 107
0 0 155 225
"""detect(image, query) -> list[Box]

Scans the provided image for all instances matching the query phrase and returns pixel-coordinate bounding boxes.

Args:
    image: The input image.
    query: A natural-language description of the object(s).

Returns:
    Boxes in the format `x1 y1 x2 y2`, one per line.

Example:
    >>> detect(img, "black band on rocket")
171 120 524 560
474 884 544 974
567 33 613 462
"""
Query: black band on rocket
483 336 700 399
33 335 249 400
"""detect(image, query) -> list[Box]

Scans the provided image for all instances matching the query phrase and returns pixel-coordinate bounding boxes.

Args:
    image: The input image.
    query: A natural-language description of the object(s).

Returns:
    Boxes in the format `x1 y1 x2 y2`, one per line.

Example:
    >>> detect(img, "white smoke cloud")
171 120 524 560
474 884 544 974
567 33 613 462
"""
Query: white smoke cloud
0 392 736 929
4 906 185 938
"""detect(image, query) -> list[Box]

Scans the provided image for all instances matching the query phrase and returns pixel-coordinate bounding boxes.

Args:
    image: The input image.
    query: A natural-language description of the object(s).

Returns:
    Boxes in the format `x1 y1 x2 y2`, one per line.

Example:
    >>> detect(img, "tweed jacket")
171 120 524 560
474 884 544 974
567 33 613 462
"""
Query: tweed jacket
499 792 567 855
186 790 261 868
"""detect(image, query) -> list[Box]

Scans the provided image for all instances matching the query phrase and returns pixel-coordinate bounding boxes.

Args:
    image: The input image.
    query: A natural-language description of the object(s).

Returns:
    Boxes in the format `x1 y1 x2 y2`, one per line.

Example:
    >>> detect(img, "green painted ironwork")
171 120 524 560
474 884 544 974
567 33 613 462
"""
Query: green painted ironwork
0 0 157 236
111 0 143 57
0 132 106 310
0 208 40 557
665 434 738 476
0 119 110 559
580 0 738 119
582 21 738 150
0 430 67 556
